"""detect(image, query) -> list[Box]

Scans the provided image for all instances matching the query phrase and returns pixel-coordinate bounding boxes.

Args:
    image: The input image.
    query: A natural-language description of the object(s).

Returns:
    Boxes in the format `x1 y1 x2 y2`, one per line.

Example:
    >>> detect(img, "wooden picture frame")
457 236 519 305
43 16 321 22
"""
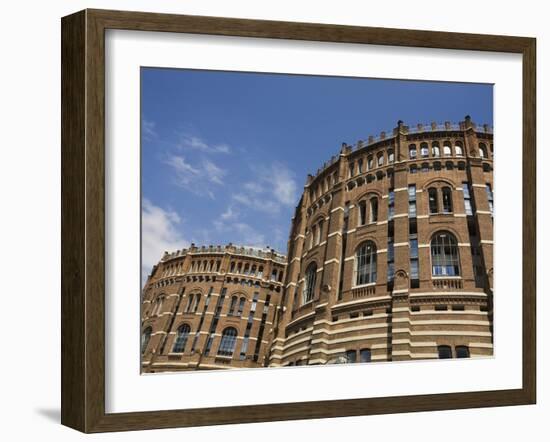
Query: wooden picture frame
61 8 536 433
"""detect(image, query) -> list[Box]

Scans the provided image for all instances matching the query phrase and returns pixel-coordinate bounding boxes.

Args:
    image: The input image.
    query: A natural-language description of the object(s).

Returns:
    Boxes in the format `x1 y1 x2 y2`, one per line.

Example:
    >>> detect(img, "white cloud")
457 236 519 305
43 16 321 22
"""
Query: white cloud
142 119 157 139
269 164 298 205
213 219 266 248
220 206 238 221
202 158 226 185
164 154 226 198
178 134 231 154
141 199 188 284
230 162 298 214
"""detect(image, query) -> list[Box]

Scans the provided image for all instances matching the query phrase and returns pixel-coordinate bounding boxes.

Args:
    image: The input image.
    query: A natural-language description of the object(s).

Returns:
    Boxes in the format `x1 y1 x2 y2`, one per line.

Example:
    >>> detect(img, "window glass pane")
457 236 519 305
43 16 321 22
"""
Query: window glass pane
218 328 238 356
410 259 419 279
456 346 470 358
359 349 371 362
431 232 460 276
356 242 377 285
438 345 452 359
345 350 357 363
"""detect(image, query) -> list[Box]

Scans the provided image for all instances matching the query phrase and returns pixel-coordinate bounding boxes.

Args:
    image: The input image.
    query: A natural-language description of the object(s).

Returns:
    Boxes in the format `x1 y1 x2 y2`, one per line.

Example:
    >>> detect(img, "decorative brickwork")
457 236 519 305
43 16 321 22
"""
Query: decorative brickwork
142 116 493 372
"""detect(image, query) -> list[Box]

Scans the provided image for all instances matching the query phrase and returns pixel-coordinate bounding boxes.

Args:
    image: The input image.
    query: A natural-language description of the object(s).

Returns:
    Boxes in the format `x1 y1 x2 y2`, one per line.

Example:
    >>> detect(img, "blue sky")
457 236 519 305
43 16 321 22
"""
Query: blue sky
141 68 493 276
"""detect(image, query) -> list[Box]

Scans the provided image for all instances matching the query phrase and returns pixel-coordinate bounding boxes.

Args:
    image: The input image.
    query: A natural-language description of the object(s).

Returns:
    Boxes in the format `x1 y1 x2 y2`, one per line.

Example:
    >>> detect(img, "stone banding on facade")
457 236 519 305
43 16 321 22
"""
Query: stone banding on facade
142 115 493 371
141 244 286 372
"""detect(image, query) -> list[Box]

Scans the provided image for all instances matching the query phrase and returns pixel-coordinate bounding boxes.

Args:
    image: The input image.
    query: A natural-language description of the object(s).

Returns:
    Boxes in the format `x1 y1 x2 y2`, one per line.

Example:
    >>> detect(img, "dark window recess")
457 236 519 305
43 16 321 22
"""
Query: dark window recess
438 345 453 359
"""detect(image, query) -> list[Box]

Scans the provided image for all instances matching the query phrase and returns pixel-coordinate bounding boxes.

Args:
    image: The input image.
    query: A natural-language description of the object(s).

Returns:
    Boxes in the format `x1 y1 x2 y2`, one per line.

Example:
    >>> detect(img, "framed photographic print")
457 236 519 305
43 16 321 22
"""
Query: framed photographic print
61 9 536 433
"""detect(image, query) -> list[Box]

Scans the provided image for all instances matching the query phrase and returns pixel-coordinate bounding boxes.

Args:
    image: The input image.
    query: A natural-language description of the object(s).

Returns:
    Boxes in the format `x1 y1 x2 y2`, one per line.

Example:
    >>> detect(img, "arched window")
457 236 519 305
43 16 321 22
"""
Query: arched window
438 345 452 359
377 152 384 167
355 241 377 286
237 297 246 316
193 294 201 312
432 142 440 157
367 155 374 170
388 149 394 163
230 261 235 273
409 144 417 159
185 294 194 312
456 345 470 358
173 324 191 353
369 197 378 223
455 141 464 156
442 187 453 213
431 231 460 276
316 220 323 245
218 327 238 356
345 350 357 363
443 141 452 156
228 296 238 316
428 188 439 214
141 327 152 354
258 266 263 278
348 161 355 178
310 226 316 249
360 348 372 363
358 200 367 226
479 143 487 158
420 142 429 158
303 262 317 303
409 164 418 174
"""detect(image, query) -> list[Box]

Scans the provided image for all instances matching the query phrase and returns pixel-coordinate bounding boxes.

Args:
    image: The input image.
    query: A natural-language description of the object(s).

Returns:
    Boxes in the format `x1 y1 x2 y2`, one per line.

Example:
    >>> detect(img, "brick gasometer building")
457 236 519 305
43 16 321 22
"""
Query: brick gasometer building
270 116 493 366
141 244 286 372
142 115 493 371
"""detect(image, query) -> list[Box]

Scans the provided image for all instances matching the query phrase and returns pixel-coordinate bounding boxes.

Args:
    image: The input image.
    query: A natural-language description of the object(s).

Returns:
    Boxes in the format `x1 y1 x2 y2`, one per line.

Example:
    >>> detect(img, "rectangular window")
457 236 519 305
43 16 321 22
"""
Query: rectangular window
345 350 357 363
486 184 494 216
387 237 394 282
410 258 419 280
360 349 371 363
463 182 473 215
387 261 395 282
410 237 418 259
388 189 395 220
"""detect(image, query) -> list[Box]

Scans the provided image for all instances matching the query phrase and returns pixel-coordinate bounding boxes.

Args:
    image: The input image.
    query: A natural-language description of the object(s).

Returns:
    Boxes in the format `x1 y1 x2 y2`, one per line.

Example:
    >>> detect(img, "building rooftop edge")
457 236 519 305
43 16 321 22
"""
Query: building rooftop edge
306 117 493 186
160 243 287 263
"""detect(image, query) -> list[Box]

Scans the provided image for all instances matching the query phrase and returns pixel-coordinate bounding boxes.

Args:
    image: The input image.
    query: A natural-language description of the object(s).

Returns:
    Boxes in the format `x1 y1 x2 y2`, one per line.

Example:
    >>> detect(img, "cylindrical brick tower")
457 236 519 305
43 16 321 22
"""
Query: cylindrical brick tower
141 244 286 372
269 116 494 366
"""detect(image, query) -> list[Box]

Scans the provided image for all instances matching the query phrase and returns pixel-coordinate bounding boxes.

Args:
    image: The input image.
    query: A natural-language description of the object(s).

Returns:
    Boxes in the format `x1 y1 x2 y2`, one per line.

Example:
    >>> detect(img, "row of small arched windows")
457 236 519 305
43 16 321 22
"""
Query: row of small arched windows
190 259 221 273
348 150 395 179
141 325 240 356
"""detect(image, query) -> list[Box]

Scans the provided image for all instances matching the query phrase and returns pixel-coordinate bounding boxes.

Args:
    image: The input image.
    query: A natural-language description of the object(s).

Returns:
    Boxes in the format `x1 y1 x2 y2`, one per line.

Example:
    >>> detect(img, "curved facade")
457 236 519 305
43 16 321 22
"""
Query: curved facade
269 116 494 366
141 116 494 372
141 244 286 372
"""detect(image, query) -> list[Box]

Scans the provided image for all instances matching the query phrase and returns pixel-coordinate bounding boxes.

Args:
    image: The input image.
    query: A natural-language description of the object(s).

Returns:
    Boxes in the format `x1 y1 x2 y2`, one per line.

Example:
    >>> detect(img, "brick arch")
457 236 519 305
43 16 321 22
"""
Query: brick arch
422 177 457 190
354 188 383 205
187 286 205 295
228 290 249 301
353 237 379 253
310 212 328 226
426 226 465 244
